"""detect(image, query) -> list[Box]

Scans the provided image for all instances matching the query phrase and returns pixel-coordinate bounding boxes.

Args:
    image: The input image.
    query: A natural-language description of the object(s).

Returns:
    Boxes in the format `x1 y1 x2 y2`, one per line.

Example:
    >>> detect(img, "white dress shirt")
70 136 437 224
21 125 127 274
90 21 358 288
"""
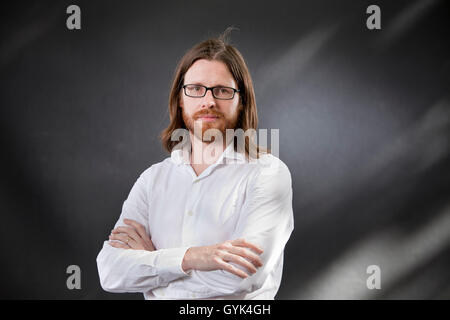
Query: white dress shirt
96 142 294 299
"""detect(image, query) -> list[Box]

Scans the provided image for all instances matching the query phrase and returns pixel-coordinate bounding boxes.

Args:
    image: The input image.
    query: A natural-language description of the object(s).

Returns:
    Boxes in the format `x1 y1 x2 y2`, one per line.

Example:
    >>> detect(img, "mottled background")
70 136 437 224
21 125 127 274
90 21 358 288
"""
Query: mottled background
0 0 449 299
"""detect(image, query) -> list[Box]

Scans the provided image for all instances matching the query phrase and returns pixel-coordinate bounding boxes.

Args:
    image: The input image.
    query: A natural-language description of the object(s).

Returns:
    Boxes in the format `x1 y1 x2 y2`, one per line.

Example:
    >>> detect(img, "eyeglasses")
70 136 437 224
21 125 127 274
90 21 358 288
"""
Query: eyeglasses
182 84 240 100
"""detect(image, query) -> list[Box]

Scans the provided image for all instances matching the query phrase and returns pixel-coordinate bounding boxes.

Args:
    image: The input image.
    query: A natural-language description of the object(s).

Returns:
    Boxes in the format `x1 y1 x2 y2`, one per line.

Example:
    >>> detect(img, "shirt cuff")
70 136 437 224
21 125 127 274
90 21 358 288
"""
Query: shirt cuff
153 246 192 277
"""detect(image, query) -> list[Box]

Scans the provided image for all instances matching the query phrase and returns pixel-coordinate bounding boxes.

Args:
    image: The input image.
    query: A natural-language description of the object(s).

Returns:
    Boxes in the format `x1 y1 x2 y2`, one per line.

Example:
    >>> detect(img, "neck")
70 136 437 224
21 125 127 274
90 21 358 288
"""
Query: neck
189 132 229 166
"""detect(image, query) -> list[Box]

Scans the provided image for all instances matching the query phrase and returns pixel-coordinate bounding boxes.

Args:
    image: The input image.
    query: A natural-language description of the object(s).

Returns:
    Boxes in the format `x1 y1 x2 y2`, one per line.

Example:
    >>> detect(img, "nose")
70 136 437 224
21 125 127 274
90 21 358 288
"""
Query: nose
200 89 216 109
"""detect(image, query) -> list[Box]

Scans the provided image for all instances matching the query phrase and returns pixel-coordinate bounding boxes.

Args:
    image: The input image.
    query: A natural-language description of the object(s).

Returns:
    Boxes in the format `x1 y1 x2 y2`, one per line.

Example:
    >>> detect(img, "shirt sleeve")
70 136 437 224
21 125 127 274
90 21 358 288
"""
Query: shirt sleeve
96 167 191 293
182 156 295 298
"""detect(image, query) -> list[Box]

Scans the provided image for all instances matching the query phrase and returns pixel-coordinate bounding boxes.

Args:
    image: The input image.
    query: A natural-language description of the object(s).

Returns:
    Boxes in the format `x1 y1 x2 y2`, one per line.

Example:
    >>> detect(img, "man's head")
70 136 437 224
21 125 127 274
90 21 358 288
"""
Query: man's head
160 28 268 158
180 59 242 143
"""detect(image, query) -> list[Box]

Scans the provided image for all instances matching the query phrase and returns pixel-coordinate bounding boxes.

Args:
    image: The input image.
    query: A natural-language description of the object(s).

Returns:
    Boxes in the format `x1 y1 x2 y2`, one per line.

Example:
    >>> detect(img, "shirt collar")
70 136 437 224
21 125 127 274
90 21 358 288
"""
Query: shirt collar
170 141 246 166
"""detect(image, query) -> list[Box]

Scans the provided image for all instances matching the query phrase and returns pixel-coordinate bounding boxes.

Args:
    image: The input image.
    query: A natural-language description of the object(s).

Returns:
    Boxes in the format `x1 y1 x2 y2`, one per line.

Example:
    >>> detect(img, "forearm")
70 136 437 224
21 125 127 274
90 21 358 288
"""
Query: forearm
177 214 294 298
96 241 191 293
162 258 275 299
175 239 264 298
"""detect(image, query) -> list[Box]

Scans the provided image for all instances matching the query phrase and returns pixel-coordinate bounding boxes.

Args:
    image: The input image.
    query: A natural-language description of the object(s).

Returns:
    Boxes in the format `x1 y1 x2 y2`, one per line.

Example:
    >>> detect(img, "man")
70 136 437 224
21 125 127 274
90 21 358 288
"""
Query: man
96 31 294 299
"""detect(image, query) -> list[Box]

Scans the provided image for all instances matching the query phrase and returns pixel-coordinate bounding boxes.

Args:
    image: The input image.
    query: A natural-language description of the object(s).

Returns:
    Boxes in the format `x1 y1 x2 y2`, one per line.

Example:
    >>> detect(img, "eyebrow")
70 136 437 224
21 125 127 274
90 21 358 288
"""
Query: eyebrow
188 82 233 88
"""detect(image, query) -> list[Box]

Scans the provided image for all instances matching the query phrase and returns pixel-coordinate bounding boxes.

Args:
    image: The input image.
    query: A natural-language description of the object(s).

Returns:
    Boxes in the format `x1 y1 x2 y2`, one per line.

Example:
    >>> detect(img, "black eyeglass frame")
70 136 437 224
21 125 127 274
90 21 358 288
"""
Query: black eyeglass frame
182 84 240 100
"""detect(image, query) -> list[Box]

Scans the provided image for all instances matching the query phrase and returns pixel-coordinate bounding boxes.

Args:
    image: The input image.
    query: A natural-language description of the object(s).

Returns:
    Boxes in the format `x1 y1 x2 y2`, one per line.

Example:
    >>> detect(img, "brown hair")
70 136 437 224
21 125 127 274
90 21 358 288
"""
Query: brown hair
159 27 270 159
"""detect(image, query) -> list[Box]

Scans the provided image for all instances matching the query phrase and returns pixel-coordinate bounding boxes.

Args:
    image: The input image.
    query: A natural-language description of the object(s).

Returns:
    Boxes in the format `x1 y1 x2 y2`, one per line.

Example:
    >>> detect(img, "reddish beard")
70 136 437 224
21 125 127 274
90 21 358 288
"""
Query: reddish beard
182 108 240 143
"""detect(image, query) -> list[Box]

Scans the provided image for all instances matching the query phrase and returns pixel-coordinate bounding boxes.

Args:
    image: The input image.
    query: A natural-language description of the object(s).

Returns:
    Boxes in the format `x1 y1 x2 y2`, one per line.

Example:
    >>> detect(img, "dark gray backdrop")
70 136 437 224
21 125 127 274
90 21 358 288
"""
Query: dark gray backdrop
0 0 449 299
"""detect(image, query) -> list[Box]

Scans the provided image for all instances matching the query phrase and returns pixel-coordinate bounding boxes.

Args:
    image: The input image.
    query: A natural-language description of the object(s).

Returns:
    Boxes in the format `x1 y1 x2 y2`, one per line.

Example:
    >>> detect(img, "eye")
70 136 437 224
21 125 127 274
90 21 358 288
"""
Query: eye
185 85 204 94
192 85 201 91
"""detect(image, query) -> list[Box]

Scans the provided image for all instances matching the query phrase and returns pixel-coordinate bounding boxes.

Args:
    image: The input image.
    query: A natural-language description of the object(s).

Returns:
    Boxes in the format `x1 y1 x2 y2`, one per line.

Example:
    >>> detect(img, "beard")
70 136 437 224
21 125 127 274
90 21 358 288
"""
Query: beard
182 108 240 144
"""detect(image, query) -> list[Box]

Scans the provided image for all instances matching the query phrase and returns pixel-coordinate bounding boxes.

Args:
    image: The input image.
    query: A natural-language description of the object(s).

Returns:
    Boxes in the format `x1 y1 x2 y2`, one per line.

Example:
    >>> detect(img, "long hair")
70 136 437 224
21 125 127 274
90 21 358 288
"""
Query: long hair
159 27 270 159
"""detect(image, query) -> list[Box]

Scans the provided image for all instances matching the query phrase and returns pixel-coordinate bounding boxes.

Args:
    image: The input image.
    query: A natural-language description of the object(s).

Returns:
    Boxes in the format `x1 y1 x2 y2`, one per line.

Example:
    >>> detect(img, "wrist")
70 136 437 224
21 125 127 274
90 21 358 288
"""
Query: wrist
182 247 193 272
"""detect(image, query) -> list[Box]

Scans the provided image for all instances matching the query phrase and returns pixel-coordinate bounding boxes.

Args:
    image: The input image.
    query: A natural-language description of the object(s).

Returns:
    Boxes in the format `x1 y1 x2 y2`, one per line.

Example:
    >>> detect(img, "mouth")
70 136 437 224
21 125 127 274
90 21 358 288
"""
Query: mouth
197 115 219 122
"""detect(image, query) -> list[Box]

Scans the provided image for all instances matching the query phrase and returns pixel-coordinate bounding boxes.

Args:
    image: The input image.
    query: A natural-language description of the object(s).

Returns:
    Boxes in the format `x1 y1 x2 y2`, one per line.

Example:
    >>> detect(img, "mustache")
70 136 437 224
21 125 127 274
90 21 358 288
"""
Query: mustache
194 110 222 118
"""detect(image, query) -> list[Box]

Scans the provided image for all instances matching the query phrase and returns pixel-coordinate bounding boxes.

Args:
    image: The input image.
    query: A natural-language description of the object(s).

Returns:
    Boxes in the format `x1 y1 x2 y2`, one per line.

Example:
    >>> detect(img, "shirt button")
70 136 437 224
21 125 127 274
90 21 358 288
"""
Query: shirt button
187 210 193 216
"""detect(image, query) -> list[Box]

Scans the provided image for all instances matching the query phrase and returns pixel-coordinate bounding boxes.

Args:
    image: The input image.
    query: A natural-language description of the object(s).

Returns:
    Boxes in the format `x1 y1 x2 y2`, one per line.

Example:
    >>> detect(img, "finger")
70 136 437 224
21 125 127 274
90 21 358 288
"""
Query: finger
109 240 129 249
112 226 140 242
222 252 258 274
215 257 248 279
228 246 263 268
123 219 154 249
231 238 263 254
109 233 136 247
146 238 156 251
123 219 152 243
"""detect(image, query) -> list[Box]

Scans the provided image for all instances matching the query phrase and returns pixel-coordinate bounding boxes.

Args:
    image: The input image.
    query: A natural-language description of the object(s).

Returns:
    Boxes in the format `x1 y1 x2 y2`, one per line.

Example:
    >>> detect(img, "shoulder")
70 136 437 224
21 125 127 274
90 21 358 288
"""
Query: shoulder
136 155 174 181
248 153 292 195
252 153 291 179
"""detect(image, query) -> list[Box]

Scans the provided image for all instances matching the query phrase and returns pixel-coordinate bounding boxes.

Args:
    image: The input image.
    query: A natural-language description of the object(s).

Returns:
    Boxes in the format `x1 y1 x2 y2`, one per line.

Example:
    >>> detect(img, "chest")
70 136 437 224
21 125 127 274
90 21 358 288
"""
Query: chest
147 168 250 249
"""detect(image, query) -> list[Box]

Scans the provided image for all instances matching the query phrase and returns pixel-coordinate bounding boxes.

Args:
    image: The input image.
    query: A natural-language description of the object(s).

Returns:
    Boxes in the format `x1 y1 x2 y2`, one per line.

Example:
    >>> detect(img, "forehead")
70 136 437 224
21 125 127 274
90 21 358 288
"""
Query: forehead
184 59 236 87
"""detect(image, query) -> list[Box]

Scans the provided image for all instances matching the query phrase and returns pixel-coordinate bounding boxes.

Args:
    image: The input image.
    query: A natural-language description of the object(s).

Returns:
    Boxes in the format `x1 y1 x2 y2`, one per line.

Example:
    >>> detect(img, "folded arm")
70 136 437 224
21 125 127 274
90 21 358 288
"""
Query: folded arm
96 169 191 293
176 159 295 298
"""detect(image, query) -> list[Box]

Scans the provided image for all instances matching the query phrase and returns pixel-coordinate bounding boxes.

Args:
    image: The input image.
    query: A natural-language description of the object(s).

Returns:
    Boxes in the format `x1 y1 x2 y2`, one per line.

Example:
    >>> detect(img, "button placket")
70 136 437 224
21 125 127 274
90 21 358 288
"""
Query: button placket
181 179 198 244
188 179 198 218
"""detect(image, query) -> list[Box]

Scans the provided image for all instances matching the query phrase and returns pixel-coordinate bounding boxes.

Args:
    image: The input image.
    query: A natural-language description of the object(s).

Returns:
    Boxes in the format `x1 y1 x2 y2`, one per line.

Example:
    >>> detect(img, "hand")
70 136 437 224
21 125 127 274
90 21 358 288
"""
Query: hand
109 219 155 251
181 238 264 279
